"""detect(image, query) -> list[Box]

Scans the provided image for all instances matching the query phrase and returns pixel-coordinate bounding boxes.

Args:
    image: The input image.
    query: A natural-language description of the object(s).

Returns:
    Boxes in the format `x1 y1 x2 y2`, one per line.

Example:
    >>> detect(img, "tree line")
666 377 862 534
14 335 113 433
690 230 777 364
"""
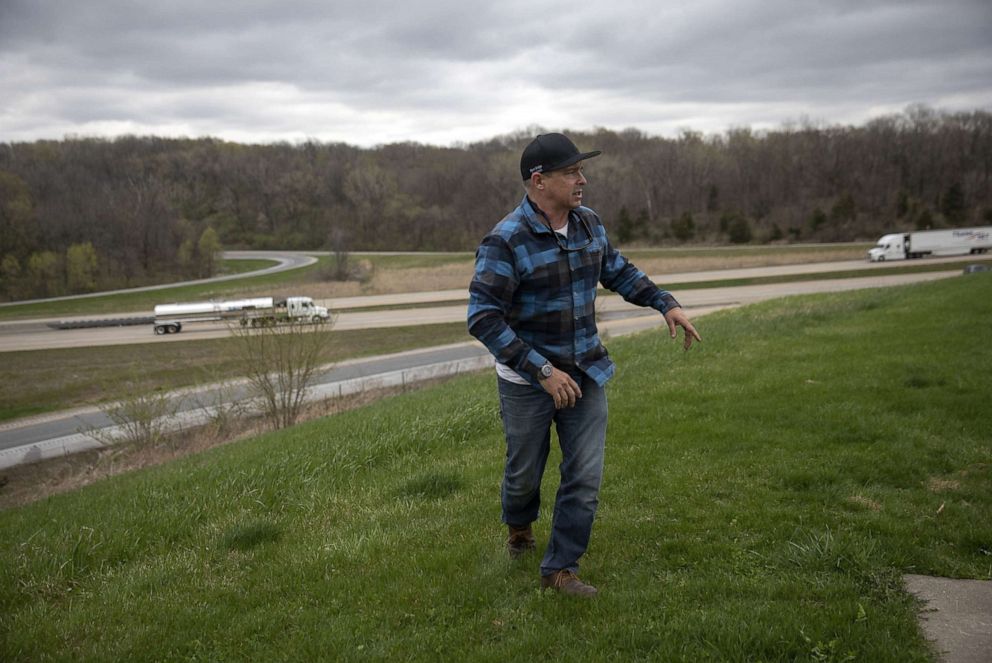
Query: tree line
1 104 990 301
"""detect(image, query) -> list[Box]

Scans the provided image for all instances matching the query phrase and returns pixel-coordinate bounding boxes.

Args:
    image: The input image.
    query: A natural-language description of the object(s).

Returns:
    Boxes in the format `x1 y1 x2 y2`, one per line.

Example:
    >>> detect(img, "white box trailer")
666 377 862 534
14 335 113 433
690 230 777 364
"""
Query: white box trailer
153 296 329 334
867 226 992 262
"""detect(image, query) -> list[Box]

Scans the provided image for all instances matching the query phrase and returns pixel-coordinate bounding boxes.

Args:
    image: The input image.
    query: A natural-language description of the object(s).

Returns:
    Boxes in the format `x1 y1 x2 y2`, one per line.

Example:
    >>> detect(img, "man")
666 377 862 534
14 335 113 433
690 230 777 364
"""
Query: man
467 133 701 597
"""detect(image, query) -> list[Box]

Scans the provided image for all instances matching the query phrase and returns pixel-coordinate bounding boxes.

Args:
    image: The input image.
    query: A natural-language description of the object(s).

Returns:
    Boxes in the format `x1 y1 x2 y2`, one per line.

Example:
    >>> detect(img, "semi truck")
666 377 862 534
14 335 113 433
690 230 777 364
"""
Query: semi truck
153 296 330 334
867 226 992 262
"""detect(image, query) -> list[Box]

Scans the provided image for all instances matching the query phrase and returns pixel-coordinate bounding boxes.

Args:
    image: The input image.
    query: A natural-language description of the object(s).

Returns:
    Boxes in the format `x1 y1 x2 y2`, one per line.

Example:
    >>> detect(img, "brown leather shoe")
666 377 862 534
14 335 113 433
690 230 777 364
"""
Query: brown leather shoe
540 570 598 597
507 524 536 558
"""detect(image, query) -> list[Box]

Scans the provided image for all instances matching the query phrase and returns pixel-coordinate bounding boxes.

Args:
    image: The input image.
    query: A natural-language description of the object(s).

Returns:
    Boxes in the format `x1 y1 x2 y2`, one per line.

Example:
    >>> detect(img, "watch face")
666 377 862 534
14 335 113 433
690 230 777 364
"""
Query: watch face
541 363 553 378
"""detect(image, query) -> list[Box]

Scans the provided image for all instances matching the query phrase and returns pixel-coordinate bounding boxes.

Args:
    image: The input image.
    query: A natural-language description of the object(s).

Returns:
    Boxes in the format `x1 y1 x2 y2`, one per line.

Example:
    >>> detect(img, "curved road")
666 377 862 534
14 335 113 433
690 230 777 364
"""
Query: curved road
0 250 317 308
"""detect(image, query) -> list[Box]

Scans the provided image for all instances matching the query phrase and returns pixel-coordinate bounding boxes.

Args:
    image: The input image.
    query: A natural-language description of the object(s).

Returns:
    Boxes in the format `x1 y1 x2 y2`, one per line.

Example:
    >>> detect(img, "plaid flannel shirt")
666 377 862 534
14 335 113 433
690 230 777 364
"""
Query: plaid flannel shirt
468 195 681 389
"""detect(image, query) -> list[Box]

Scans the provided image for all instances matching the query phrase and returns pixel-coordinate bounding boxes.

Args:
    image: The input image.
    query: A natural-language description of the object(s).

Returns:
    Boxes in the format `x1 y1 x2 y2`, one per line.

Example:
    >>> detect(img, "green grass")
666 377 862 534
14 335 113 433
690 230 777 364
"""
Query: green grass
0 257 333 320
216 258 282 275
0 322 469 421
1 275 990 661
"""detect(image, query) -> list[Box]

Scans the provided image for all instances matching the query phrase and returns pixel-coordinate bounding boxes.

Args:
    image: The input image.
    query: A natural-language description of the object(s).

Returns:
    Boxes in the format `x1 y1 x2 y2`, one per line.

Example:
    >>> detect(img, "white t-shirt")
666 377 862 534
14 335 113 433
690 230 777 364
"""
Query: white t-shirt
495 223 568 385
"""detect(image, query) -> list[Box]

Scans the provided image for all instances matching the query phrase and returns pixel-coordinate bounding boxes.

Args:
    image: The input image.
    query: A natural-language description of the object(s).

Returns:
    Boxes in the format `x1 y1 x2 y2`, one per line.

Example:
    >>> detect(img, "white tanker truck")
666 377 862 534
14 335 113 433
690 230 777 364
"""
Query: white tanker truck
153 296 329 335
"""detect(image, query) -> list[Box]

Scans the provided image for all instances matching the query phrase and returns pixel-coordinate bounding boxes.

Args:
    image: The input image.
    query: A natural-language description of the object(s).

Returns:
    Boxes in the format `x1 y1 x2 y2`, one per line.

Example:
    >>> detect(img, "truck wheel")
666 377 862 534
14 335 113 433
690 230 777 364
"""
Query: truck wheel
155 326 166 335
312 315 323 324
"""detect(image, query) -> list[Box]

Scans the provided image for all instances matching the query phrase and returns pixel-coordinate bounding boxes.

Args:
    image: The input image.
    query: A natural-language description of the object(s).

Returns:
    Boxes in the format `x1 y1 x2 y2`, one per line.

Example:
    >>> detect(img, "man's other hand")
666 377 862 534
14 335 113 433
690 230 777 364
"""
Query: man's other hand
540 368 583 409
664 307 702 351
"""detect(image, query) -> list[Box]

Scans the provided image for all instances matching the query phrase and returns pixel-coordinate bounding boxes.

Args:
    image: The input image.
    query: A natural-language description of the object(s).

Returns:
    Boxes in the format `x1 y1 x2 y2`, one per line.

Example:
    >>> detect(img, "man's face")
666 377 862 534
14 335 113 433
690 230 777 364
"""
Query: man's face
541 162 588 210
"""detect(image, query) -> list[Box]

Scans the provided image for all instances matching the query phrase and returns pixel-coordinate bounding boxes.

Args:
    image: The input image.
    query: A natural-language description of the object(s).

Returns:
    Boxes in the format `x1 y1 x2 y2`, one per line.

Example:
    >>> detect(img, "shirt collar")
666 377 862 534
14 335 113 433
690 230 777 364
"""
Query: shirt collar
522 195 572 236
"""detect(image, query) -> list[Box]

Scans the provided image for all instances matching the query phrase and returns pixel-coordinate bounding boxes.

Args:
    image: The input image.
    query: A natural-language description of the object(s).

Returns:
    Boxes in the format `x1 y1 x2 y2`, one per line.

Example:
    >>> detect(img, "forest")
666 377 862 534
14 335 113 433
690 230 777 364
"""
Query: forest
1 105 990 301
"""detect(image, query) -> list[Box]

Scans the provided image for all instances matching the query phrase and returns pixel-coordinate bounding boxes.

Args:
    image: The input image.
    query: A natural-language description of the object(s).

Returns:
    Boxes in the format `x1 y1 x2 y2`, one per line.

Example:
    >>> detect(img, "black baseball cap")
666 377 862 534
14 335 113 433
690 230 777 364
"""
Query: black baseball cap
520 133 602 181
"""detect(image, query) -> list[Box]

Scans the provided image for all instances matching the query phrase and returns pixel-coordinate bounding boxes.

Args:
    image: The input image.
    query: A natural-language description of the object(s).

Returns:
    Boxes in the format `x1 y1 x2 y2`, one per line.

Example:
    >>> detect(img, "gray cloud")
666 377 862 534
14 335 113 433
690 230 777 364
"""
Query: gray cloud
1 0 989 145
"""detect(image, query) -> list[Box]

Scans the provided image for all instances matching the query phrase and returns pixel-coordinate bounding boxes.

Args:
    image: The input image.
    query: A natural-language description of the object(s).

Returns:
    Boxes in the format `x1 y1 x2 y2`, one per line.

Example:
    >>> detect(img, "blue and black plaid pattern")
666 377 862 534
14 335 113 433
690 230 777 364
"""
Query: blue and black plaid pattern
468 196 681 389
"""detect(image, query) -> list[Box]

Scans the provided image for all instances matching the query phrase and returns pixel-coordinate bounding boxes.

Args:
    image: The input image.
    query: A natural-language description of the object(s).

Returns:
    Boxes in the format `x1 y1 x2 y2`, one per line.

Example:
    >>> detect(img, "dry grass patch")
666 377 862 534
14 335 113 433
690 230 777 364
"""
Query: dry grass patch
628 248 867 275
268 263 475 299
927 477 962 492
305 248 867 296
847 494 883 511
368 262 476 293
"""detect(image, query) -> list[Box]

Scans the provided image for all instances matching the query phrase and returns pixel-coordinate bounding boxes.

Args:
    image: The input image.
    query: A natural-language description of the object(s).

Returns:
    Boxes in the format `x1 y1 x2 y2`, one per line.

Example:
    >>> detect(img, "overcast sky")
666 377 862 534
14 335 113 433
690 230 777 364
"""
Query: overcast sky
1 0 990 147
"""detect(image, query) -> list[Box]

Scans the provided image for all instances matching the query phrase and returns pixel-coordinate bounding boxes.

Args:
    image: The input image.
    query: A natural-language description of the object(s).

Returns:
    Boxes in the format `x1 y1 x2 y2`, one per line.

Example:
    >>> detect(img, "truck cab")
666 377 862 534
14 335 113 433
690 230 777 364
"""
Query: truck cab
867 234 906 262
286 296 330 322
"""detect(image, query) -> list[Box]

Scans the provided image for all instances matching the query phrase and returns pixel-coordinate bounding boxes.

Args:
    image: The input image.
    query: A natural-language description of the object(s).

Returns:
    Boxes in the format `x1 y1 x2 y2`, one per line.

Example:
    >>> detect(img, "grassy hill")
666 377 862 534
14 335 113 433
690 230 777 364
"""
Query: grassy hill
1 274 990 661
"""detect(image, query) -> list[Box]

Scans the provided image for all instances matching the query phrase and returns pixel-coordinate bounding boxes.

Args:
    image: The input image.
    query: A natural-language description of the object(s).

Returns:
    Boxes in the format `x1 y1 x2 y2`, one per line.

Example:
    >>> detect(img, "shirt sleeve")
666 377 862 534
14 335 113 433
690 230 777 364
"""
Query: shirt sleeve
598 232 681 315
467 235 548 379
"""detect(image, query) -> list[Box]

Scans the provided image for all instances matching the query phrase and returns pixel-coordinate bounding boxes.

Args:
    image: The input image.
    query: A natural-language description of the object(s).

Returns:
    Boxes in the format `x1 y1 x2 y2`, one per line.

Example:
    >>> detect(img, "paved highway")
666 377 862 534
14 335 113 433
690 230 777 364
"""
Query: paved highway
0 255 980 352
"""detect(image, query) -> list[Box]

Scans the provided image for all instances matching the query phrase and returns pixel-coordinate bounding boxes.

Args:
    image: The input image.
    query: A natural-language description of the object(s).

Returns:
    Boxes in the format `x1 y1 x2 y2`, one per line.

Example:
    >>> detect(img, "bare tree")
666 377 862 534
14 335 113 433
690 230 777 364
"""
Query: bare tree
86 383 181 450
229 316 336 430
322 226 351 281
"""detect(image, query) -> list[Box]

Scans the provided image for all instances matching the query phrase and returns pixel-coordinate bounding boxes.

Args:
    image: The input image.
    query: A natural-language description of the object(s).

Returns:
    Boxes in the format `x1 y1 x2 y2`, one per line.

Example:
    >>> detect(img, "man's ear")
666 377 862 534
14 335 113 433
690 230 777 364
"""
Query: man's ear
530 173 545 190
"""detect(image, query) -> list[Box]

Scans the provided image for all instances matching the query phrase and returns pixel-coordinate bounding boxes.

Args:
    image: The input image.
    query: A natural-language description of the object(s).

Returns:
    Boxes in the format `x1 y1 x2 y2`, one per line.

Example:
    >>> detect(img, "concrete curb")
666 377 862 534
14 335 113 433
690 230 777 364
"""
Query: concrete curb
904 574 992 663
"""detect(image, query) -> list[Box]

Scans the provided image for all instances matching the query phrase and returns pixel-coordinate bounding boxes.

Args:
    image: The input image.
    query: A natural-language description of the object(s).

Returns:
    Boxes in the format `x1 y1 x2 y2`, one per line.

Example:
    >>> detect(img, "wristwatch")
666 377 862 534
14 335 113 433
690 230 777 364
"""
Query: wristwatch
539 362 554 379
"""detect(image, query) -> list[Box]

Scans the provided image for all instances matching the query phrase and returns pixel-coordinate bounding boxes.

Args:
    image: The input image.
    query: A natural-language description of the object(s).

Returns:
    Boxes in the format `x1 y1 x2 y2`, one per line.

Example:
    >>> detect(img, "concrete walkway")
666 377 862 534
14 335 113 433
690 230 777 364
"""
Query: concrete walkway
904 575 992 663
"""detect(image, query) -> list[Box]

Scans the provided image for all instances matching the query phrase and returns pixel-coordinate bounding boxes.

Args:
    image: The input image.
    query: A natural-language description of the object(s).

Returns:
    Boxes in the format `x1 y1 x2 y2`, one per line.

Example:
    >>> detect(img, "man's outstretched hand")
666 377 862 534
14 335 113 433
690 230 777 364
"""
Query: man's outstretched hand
664 307 702 351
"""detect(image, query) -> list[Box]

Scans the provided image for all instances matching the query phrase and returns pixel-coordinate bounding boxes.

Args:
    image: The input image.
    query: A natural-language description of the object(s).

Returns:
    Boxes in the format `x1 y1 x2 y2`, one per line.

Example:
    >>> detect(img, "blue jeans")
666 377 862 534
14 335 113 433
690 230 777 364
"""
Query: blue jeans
497 373 608 576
